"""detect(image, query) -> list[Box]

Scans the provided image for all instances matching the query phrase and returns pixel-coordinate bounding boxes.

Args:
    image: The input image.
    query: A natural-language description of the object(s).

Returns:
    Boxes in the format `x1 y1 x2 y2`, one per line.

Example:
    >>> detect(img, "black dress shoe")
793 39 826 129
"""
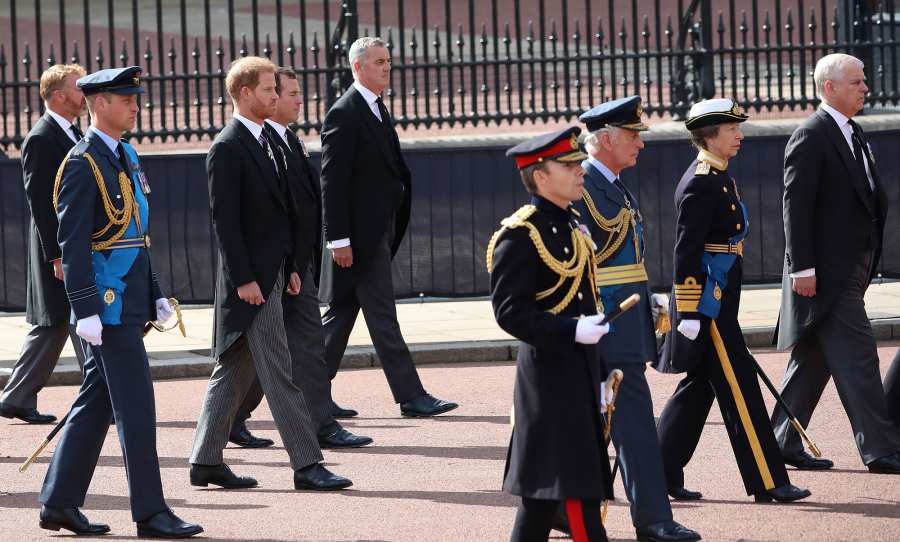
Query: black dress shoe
293 463 353 490
667 486 703 501
0 403 57 424
636 520 702 542
137 509 203 539
229 424 274 448
867 452 900 474
39 505 110 535
400 393 459 417
190 463 258 489
318 427 373 449
782 450 833 470
331 400 358 418
754 483 811 502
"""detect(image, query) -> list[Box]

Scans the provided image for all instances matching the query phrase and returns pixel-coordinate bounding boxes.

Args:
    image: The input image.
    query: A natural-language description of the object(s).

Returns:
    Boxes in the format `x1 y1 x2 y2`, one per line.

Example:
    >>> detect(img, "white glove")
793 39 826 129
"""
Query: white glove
155 298 174 325
650 293 669 310
677 319 701 341
76 314 103 346
575 314 610 345
599 384 609 414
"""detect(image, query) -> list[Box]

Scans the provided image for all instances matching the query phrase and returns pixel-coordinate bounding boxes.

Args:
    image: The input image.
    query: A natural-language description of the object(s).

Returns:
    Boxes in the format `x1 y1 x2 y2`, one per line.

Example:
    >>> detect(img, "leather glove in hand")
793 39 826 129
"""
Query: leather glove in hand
677 319 701 340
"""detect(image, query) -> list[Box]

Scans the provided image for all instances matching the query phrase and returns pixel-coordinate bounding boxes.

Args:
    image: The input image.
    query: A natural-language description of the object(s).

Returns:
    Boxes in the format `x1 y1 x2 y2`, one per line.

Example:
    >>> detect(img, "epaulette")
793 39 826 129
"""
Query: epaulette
69 138 91 157
695 161 711 175
486 205 537 272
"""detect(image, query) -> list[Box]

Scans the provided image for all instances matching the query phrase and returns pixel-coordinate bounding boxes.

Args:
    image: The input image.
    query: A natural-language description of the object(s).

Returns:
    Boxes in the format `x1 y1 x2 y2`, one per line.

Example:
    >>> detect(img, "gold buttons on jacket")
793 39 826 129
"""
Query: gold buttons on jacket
552 226 558 234
577 292 584 300
731 204 736 211
722 186 728 193
563 247 570 254
736 223 742 230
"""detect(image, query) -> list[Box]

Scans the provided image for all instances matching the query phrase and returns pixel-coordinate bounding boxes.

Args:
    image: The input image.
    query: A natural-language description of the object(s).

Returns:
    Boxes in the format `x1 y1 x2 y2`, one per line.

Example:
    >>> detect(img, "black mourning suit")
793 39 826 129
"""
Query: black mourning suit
772 107 900 464
318 85 425 404
0 112 86 415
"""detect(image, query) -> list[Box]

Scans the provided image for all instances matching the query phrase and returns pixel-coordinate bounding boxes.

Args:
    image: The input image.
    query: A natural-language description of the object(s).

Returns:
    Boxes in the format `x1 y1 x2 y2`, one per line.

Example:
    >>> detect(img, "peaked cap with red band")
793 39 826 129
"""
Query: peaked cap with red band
506 127 588 170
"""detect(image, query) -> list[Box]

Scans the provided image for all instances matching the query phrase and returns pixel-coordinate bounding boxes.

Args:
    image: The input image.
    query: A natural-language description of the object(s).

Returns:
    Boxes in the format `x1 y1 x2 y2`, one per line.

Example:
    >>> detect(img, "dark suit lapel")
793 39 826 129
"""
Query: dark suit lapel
816 109 874 214
284 131 319 200
232 119 287 211
582 160 625 208
350 88 400 173
41 113 77 153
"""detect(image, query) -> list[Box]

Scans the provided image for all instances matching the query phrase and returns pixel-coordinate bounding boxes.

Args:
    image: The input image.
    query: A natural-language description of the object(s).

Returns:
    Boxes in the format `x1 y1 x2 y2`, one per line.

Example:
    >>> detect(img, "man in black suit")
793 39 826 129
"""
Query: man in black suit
319 37 457 418
885 350 900 429
772 53 900 474
189 56 351 491
228 67 372 450
0 64 87 424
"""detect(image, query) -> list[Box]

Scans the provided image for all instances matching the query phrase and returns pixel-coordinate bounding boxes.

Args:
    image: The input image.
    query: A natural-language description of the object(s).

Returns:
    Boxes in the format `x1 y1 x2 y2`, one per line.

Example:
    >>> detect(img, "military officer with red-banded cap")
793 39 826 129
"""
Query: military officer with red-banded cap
488 127 614 541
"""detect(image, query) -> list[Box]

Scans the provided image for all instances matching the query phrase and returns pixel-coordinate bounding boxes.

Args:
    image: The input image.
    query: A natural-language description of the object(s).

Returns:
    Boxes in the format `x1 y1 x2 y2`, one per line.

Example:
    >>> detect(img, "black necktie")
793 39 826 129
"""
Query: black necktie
115 142 131 173
70 124 84 140
375 97 391 126
848 120 873 193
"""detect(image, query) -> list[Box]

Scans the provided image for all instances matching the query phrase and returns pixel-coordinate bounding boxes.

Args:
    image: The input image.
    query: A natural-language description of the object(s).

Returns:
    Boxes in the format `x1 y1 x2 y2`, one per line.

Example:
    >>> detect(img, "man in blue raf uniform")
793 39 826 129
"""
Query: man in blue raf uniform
489 127 613 542
38 66 202 539
575 97 699 542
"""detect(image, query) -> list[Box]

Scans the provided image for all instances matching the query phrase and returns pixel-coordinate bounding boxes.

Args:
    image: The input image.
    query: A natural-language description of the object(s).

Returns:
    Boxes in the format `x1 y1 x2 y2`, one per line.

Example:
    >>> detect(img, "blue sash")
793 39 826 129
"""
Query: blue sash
93 142 149 325
697 201 749 319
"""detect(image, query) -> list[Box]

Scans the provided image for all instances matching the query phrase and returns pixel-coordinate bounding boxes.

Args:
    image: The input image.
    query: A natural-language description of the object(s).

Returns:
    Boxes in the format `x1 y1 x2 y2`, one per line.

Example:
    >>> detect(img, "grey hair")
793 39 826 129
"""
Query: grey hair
583 127 617 154
814 53 864 97
348 37 387 71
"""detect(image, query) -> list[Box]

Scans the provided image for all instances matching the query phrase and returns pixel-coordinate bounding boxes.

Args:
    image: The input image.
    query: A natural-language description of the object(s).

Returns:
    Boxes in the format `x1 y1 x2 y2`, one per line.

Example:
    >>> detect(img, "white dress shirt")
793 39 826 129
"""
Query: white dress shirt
234 112 264 142
47 108 79 143
587 155 618 185
791 103 876 279
264 118 290 146
90 126 121 157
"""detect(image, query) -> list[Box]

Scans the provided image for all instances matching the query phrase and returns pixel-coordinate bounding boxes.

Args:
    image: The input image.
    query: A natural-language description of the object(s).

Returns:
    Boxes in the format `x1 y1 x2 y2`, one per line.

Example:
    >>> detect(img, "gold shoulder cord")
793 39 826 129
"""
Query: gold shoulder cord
581 189 639 265
53 152 140 251
486 205 597 315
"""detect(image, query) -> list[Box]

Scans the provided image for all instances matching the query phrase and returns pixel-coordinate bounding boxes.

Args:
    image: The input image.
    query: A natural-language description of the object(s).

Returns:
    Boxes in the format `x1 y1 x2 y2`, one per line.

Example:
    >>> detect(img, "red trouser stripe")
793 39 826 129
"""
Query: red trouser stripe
565 499 589 542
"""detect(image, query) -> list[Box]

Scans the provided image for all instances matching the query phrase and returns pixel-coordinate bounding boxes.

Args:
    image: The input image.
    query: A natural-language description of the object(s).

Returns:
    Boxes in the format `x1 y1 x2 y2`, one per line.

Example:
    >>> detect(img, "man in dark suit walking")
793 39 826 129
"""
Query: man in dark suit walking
772 52 900 473
319 37 457 418
0 64 87 424
189 56 351 492
228 67 372 450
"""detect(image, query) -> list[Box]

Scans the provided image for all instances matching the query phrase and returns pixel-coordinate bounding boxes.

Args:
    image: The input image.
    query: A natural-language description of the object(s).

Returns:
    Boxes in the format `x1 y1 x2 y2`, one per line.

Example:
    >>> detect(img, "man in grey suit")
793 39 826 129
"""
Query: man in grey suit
189 56 351 491
772 53 900 474
1 64 87 424
571 97 699 542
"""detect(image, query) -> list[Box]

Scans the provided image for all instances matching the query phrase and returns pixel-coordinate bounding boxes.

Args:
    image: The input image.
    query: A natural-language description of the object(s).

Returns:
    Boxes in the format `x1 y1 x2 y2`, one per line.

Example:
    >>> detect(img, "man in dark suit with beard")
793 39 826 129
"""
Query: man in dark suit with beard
228 67 372 450
319 37 457 418
772 52 900 474
0 64 87 424
189 56 351 491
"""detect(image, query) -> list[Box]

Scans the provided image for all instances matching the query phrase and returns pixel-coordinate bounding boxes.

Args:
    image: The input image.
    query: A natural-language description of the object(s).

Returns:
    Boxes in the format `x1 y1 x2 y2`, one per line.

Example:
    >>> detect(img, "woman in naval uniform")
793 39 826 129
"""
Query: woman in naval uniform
654 99 811 504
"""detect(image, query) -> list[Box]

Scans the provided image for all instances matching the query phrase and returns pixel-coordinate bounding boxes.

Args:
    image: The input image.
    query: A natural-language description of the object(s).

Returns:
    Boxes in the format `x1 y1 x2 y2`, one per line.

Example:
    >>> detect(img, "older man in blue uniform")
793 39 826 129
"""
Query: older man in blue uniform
571 97 700 542
38 66 202 539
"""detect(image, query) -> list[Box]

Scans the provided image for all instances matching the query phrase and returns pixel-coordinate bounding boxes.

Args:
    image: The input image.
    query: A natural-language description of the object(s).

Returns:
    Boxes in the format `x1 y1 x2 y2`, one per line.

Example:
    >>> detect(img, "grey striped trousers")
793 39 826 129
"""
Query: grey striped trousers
190 270 323 470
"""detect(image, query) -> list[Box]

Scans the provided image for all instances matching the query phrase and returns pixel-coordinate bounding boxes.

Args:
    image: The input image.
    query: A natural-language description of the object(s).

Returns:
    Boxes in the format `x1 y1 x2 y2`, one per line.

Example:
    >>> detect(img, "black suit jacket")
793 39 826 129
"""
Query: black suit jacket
22 113 78 325
776 108 888 349
208 118 297 358
318 85 412 303
264 123 322 284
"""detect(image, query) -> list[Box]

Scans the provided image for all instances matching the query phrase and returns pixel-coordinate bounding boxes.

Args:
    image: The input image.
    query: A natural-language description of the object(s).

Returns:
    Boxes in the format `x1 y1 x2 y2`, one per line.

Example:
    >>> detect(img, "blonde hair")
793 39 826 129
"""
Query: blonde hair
225 56 277 101
39 64 86 102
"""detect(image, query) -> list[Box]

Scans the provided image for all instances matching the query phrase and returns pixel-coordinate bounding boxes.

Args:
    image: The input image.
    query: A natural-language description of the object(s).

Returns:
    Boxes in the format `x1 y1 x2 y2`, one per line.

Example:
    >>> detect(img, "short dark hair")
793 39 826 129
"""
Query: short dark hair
518 162 547 195
688 124 720 151
275 67 297 95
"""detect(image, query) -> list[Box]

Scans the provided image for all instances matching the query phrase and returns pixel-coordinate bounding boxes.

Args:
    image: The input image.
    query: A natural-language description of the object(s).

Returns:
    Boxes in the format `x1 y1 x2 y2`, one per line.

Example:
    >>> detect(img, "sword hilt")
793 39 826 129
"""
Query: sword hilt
791 418 822 458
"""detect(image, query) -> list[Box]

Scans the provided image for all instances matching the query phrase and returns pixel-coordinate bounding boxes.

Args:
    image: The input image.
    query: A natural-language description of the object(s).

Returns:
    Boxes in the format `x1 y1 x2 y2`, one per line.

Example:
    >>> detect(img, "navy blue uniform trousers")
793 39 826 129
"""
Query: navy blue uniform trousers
39 325 166 522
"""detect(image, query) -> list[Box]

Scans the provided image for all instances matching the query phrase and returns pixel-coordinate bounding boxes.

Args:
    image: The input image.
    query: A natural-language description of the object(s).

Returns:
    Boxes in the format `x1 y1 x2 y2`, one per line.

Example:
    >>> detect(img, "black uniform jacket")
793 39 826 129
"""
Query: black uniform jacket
574 159 658 365
776 109 888 349
489 196 613 500
656 157 747 374
264 123 323 284
55 129 161 326
318 85 412 303
208 119 297 358
22 113 77 325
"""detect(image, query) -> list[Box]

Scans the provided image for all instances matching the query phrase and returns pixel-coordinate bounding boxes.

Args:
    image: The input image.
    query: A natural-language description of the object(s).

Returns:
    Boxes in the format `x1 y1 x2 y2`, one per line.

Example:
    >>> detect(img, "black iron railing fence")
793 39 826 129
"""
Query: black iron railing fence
0 0 897 152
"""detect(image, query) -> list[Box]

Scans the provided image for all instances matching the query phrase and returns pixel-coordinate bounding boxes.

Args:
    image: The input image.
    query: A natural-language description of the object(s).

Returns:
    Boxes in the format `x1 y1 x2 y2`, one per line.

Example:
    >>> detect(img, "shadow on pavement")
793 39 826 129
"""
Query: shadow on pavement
330 444 507 460
0 491 267 511
670 497 900 519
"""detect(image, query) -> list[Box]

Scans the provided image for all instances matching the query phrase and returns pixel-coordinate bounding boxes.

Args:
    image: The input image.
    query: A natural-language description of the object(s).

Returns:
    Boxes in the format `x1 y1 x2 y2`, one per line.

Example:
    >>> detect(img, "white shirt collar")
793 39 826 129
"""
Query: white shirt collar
234 112 264 141
46 108 76 140
587 155 618 184
264 119 289 145
353 80 380 105
820 102 851 130
89 126 121 156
